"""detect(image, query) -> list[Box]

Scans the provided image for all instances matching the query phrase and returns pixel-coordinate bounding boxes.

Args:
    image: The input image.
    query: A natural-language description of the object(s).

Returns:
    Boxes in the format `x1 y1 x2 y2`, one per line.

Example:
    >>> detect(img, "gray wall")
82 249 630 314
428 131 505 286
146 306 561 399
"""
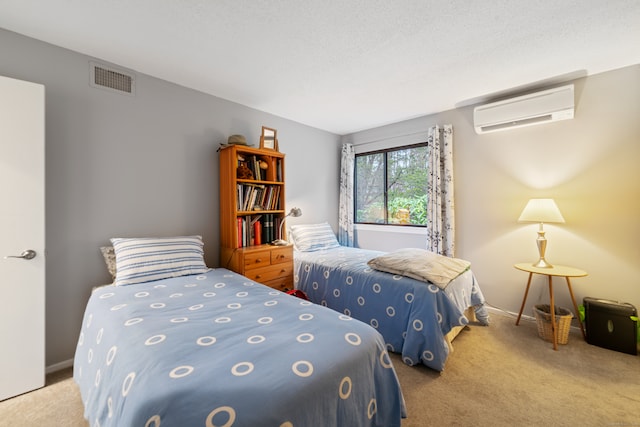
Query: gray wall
345 65 640 322
0 28 341 367
3 25 637 367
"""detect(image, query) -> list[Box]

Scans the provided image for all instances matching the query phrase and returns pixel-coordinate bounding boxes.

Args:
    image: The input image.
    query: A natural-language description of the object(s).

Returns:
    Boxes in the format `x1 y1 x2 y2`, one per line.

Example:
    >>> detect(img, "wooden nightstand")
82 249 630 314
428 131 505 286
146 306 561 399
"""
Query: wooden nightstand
514 263 587 350
222 244 293 291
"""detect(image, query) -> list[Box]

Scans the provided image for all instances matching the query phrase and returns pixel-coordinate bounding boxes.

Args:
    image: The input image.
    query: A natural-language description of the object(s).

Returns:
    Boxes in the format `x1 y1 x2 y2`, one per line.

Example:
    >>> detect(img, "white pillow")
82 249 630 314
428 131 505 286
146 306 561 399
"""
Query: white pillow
367 248 470 289
110 236 208 286
290 222 341 252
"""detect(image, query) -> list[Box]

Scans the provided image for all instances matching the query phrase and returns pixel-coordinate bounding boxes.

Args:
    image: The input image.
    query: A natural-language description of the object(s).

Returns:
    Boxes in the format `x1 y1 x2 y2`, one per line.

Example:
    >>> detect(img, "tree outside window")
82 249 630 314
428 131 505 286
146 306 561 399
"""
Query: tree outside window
355 144 427 226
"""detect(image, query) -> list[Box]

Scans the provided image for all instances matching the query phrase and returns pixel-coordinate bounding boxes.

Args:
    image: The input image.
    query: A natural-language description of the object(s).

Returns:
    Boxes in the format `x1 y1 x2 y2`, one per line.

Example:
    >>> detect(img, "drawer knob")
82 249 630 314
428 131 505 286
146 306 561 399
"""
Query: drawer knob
255 258 262 263
256 275 262 279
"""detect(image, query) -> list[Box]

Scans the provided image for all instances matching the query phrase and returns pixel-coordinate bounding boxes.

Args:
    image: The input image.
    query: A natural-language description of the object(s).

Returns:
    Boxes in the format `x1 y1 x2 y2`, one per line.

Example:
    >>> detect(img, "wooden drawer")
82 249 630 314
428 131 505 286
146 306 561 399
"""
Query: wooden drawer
245 263 293 283
243 250 271 270
263 276 294 292
223 244 294 291
271 246 293 265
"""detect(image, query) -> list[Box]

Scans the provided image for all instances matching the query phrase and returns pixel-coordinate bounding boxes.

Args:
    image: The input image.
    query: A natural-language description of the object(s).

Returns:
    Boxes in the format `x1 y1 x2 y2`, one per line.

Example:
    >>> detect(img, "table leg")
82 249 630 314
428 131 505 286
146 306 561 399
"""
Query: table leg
566 277 586 339
516 272 533 326
548 275 557 350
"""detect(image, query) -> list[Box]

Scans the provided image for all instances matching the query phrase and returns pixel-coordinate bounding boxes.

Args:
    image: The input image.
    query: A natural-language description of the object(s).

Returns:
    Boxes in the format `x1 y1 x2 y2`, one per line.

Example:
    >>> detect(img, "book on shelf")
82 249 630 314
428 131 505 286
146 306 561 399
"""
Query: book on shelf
261 214 273 244
249 155 264 181
253 220 262 245
276 158 282 182
236 215 270 247
274 216 281 241
250 215 262 246
236 183 280 211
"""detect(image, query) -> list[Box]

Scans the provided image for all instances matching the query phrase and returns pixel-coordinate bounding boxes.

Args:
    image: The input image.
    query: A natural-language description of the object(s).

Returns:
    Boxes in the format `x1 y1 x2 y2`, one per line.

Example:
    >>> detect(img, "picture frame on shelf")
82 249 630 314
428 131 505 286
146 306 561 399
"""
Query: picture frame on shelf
260 126 278 151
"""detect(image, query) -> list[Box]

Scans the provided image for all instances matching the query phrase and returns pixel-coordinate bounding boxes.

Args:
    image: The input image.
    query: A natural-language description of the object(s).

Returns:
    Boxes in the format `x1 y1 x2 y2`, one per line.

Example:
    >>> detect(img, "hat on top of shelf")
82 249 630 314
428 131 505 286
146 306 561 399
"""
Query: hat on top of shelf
217 134 253 151
227 134 248 145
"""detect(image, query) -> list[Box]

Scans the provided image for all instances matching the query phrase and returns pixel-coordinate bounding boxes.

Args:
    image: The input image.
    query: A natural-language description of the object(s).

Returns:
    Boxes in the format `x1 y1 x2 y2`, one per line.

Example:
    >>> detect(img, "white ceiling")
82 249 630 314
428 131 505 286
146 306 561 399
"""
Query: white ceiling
1 0 639 135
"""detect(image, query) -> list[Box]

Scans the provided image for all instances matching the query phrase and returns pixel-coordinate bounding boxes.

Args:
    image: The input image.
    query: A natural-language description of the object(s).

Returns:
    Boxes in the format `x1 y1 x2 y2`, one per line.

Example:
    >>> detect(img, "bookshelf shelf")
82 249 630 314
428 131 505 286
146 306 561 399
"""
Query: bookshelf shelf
219 144 292 291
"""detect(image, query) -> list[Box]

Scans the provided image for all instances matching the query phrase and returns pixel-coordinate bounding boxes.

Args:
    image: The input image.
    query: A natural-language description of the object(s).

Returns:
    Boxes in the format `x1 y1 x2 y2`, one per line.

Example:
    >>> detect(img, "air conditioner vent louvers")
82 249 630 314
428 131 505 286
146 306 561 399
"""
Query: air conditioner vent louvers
479 114 553 133
90 62 135 95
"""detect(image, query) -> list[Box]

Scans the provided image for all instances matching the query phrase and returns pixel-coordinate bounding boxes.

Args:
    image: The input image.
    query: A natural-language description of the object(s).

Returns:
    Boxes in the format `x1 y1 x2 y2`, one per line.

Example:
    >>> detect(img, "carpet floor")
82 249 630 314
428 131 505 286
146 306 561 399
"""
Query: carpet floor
1 310 638 426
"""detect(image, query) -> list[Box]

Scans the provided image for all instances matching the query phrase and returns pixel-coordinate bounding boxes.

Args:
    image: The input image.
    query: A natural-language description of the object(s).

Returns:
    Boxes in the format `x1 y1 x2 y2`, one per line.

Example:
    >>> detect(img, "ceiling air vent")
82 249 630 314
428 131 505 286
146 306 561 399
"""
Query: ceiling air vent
89 61 135 95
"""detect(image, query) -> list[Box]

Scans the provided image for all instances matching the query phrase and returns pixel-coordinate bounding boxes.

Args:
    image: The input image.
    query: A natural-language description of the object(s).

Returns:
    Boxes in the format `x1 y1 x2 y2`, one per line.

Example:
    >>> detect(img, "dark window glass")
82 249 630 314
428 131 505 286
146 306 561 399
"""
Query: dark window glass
355 144 427 226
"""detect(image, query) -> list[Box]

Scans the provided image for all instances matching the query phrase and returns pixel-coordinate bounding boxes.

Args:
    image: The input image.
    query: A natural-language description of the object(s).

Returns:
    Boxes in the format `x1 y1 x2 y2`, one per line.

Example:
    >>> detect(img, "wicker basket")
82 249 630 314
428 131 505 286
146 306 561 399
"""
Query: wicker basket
533 304 573 345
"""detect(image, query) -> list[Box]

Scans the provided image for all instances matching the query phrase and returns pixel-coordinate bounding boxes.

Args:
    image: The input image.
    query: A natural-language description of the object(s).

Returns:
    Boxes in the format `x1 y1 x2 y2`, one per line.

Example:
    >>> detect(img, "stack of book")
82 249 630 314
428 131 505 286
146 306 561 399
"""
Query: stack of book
236 214 282 247
236 184 281 212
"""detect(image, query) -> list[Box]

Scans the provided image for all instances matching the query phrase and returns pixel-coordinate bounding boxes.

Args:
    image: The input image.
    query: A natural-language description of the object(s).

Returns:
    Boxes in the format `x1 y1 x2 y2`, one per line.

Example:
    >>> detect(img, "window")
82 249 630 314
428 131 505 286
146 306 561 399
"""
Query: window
355 143 428 226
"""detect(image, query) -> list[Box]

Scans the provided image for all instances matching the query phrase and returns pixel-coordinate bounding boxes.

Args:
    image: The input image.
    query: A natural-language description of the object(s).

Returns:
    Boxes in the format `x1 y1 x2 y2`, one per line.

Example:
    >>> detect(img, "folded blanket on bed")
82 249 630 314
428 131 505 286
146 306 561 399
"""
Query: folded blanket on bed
367 248 471 289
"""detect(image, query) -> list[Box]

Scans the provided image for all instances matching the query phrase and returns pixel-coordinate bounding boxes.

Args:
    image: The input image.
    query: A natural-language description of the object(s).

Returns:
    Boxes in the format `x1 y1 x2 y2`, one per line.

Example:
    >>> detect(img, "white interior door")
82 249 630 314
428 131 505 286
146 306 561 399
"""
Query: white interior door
0 75 45 401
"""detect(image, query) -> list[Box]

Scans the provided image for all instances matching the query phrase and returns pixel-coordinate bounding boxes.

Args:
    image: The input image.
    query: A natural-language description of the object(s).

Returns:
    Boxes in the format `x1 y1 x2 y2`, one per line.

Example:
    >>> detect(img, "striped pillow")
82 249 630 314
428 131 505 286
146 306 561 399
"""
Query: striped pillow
290 223 340 252
110 236 208 286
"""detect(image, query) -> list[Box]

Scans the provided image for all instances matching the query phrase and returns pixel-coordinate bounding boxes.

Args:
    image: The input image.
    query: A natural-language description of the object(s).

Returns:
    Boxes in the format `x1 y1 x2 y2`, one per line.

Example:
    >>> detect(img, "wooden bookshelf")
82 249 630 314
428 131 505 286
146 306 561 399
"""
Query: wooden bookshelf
219 145 293 290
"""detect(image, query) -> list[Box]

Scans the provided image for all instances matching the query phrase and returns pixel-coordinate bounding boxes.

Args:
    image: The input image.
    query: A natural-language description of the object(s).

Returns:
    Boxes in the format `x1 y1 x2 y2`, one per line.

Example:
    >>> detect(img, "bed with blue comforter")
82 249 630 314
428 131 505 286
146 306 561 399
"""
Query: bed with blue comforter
294 246 489 372
73 268 406 427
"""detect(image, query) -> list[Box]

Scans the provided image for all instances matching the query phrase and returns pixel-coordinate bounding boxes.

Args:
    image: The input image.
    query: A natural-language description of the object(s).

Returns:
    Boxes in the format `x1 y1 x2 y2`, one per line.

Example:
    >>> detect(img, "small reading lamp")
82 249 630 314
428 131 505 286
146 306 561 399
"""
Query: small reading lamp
272 207 302 246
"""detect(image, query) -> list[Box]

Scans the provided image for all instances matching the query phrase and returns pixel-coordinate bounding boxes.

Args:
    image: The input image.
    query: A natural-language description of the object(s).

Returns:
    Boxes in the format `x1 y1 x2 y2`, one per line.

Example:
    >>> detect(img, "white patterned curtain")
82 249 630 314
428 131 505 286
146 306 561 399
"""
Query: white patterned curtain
426 125 455 256
338 143 355 246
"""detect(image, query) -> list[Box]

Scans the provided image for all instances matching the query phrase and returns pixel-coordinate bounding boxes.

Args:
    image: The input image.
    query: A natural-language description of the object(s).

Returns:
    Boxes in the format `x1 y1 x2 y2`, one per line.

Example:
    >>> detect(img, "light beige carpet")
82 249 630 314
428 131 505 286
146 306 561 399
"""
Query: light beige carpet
393 311 639 426
1 311 638 426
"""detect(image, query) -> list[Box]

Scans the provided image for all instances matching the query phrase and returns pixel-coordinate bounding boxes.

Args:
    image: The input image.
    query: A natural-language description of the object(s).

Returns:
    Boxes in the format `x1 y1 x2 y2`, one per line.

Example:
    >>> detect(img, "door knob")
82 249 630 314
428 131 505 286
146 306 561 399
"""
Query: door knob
4 249 37 260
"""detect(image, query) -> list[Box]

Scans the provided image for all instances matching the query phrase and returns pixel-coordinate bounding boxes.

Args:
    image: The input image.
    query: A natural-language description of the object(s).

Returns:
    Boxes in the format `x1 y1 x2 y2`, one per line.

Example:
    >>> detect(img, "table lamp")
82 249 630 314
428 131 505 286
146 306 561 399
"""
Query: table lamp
518 198 565 268
272 207 302 246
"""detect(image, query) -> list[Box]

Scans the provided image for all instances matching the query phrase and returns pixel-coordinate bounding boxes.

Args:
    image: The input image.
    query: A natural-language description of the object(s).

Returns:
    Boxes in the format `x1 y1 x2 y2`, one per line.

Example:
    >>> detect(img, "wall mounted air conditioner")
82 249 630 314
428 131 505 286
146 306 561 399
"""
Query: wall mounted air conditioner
473 84 574 134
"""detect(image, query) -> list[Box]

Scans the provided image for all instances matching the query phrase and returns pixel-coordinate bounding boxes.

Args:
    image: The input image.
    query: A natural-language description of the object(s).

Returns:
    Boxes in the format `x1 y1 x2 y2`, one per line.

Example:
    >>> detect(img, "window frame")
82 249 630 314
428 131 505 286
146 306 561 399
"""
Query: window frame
354 142 428 227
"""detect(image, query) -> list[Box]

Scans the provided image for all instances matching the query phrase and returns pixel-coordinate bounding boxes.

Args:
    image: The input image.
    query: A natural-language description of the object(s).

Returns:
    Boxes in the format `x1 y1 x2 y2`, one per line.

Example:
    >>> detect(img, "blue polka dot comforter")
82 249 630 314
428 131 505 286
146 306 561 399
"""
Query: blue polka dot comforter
73 268 406 427
294 247 489 371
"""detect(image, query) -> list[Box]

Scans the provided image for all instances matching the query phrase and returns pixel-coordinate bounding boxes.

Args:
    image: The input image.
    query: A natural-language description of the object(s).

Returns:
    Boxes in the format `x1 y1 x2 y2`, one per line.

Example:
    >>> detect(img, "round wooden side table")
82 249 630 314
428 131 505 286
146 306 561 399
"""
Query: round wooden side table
514 263 587 350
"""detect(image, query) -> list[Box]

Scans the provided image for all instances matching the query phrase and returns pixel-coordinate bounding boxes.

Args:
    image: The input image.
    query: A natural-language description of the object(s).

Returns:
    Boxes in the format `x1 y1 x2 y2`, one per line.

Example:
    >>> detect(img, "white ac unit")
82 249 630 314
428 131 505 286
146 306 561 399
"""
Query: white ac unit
473 84 574 134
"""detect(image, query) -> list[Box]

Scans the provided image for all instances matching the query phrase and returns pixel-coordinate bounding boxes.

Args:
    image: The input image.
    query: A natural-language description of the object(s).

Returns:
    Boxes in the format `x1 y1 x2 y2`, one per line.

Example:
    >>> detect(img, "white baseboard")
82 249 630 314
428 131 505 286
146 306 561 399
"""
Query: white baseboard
485 304 583 332
46 358 73 374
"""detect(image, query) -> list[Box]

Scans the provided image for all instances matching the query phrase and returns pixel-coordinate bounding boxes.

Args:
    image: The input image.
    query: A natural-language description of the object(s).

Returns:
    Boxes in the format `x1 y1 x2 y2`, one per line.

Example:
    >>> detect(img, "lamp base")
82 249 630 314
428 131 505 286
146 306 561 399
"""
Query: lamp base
533 227 553 268
271 239 288 246
532 258 553 268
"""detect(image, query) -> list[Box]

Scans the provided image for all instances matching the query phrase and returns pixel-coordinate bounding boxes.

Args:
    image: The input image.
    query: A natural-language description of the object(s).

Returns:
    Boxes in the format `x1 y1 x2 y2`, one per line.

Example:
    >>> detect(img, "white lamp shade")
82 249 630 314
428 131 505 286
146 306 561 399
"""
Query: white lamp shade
518 198 565 223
